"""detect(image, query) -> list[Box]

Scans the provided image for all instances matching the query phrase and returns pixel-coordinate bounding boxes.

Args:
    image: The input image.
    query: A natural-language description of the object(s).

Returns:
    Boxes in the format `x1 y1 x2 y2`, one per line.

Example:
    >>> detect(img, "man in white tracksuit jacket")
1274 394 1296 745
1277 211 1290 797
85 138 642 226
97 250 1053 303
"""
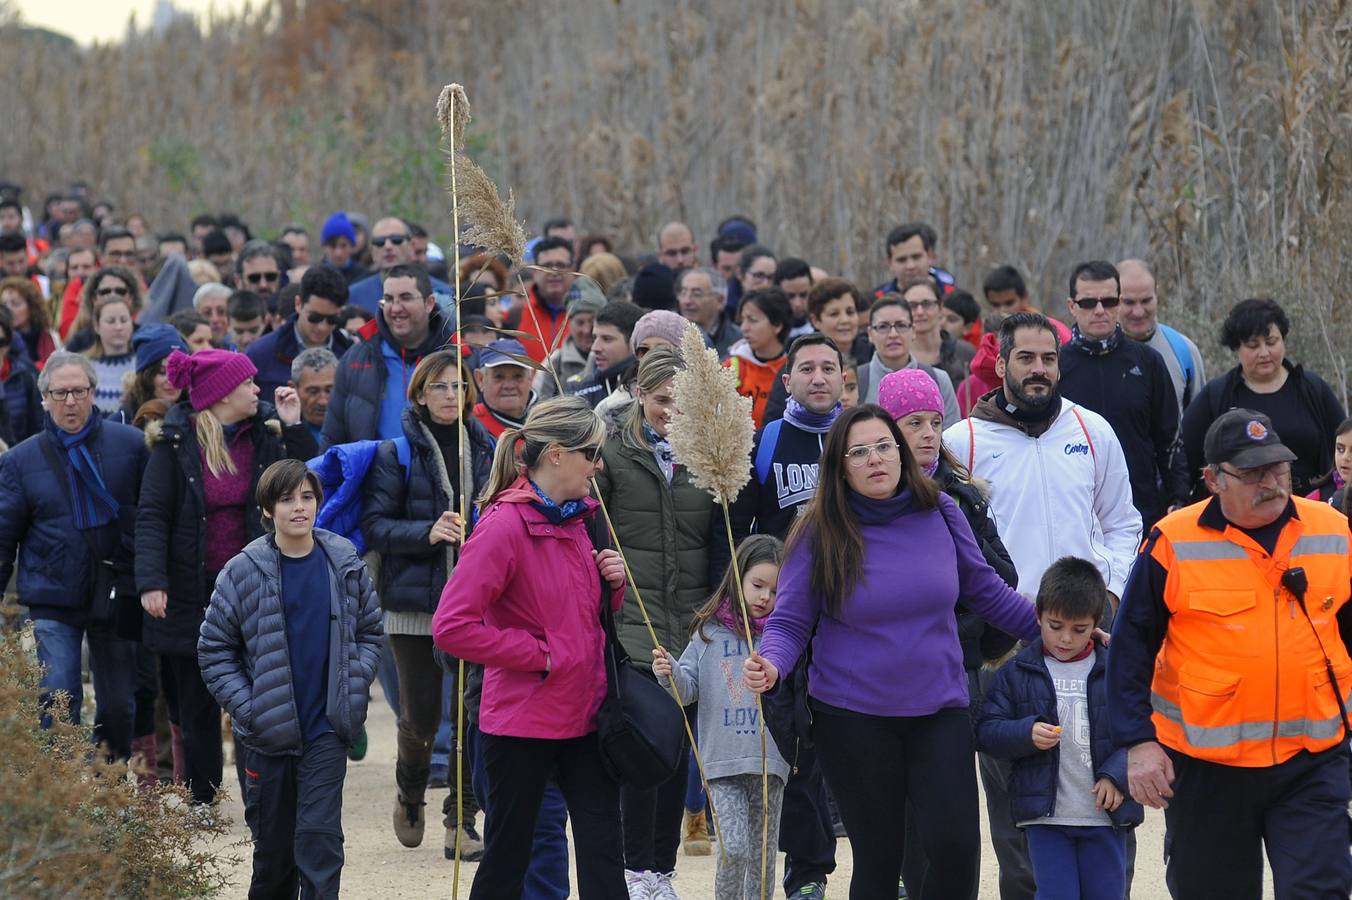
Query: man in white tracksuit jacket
942 311 1142 900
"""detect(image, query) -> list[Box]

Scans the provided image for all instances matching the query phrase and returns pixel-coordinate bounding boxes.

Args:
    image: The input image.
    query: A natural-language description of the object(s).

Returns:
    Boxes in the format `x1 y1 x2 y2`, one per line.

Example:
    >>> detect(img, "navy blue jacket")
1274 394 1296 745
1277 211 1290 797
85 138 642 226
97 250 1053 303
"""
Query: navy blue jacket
245 315 353 404
2 350 42 444
347 272 452 315
977 640 1143 829
0 417 147 623
360 407 495 614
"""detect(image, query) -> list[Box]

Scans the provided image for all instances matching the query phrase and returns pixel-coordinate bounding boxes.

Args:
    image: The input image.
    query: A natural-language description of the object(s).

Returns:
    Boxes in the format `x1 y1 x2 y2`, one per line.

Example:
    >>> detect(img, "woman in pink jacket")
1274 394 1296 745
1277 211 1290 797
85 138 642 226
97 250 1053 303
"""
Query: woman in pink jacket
433 395 628 900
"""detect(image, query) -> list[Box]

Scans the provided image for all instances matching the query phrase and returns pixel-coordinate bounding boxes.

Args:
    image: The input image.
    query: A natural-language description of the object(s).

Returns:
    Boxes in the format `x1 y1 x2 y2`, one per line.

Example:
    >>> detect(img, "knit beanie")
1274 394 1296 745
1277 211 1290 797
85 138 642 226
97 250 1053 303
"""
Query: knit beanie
631 262 676 311
164 348 258 411
878 368 944 422
630 309 689 356
132 323 188 374
321 211 357 246
567 280 607 319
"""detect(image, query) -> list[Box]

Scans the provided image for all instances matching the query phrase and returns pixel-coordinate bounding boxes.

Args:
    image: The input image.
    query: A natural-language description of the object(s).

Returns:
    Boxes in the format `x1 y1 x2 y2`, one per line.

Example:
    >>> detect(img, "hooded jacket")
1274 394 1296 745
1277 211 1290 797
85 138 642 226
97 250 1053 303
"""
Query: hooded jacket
943 394 1141 598
360 407 495 617
728 416 829 543
321 306 455 447
432 479 625 740
198 530 383 755
957 332 1001 417
977 640 1143 829
135 400 319 655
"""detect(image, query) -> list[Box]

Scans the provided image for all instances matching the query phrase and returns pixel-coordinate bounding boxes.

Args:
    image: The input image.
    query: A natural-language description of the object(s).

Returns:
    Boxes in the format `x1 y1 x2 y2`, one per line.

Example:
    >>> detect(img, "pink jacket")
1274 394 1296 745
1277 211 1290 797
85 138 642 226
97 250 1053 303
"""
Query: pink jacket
432 478 625 740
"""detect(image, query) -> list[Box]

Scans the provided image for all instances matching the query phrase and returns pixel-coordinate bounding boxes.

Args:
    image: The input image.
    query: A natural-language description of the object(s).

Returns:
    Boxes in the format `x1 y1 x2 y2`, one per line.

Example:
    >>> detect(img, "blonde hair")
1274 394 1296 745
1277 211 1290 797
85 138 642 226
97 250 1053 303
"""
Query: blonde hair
480 395 606 506
621 345 683 454
195 407 237 477
579 252 626 295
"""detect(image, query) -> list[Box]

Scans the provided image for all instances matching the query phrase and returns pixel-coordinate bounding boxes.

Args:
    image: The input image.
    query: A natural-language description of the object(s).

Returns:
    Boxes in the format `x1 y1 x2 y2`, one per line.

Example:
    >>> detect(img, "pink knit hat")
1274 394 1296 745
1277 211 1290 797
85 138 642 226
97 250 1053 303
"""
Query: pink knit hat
878 368 944 421
164 348 258 411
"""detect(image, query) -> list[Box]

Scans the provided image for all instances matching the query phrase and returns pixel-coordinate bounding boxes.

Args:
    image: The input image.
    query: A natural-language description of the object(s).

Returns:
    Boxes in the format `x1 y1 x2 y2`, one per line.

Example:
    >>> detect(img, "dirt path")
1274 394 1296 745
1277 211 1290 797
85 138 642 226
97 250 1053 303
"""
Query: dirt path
209 684 1192 898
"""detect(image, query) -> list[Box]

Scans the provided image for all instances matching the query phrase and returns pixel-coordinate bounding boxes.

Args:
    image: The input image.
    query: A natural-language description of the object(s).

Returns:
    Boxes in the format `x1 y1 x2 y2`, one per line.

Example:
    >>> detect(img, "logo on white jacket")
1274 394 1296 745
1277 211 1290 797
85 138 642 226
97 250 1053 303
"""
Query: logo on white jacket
1064 443 1090 456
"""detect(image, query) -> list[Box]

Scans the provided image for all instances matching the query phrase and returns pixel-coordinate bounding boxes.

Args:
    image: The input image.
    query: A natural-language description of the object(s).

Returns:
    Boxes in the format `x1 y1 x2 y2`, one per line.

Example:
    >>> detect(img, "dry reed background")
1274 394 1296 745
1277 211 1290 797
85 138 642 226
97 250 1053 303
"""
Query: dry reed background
2 0 1349 396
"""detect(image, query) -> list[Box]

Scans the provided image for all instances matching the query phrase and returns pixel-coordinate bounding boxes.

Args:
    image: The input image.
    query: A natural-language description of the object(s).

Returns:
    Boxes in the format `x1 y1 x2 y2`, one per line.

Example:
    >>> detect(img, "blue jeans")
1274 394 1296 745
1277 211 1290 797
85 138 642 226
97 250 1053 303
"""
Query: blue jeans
1025 824 1126 900
431 670 453 781
470 723 570 899
31 617 138 760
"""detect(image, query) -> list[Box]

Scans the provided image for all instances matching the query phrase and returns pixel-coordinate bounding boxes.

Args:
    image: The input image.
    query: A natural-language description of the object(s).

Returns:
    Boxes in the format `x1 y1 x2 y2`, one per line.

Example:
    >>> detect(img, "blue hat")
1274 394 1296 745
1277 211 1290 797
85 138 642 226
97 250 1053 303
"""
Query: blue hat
718 218 757 245
479 338 530 369
132 323 188 374
321 211 356 246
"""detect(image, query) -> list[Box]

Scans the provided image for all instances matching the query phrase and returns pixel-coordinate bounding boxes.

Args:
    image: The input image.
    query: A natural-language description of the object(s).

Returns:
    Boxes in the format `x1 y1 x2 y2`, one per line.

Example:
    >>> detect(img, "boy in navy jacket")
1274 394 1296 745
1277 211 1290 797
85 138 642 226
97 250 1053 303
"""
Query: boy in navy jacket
978 557 1142 900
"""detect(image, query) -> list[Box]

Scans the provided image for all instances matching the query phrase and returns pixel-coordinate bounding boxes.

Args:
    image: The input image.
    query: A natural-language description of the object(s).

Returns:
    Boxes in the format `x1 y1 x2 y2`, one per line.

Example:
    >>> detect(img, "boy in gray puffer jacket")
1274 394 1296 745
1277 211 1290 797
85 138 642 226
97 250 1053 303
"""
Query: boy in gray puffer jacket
199 459 382 899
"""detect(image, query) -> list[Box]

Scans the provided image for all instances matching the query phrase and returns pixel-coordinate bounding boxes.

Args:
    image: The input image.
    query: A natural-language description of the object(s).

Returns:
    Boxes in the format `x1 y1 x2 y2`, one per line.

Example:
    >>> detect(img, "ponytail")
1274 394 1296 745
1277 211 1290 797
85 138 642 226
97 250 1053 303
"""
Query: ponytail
480 427 526 507
476 396 607 509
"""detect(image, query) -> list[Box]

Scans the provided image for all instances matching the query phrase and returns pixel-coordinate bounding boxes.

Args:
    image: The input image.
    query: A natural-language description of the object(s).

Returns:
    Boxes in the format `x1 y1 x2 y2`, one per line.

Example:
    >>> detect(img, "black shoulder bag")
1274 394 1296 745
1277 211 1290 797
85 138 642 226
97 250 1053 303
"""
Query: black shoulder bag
585 510 685 788
38 434 123 629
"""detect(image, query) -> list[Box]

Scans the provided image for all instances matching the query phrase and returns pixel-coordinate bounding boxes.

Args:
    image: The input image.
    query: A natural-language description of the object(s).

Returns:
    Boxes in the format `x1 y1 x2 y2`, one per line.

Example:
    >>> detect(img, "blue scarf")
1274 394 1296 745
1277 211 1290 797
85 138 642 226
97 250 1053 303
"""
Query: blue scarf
528 478 590 524
44 413 119 530
643 421 676 483
783 398 842 434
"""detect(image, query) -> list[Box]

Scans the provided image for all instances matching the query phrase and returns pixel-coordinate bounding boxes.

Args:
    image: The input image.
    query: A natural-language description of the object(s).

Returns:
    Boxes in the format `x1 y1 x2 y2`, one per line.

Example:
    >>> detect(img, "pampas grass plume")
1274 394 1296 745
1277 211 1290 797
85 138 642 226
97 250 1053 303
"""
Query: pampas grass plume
669 322 755 502
436 83 526 267
436 83 470 149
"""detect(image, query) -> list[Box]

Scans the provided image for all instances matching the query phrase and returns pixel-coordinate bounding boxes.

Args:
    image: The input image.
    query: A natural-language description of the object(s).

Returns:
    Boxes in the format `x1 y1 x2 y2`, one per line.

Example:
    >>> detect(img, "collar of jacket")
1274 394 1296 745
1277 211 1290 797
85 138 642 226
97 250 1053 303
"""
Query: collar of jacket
1068 324 1123 356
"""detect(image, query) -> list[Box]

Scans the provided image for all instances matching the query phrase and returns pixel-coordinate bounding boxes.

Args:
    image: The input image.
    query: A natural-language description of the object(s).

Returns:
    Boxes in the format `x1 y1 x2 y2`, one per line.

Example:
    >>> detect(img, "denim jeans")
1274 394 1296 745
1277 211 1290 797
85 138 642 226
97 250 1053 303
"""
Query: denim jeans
32 616 138 760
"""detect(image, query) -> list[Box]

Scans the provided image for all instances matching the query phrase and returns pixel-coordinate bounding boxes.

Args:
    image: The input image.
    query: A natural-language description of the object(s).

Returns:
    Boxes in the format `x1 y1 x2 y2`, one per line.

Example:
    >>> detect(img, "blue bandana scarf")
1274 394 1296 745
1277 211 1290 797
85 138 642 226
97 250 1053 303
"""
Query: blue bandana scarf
44 413 119 530
783 398 842 434
528 478 590 524
643 421 676 483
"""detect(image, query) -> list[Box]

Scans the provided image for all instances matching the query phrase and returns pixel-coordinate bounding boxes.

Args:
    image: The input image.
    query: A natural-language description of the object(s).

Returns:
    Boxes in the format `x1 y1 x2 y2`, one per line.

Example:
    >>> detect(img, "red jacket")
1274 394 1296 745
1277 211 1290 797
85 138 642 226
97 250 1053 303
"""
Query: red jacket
432 479 625 739
957 332 1002 416
516 286 570 364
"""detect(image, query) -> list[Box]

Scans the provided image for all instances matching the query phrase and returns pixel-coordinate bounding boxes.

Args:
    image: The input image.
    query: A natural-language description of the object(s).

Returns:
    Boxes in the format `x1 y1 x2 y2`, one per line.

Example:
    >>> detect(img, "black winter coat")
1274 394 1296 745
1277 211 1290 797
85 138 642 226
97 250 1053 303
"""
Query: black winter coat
135 400 318 656
360 407 495 615
977 640 1143 829
321 307 455 447
198 530 383 755
0 417 147 623
2 350 42 445
936 457 1020 669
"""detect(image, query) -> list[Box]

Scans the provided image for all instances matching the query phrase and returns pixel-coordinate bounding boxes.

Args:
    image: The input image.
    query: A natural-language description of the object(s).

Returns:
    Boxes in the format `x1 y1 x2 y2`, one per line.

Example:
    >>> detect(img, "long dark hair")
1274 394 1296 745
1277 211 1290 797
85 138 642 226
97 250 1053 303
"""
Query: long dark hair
786 404 939 617
690 534 784 642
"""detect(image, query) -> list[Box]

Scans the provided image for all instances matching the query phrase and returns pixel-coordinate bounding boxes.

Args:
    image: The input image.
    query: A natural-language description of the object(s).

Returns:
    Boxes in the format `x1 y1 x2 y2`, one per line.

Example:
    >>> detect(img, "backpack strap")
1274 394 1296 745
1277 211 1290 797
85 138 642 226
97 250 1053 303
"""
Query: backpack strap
966 417 976 472
393 436 411 483
1158 324 1195 390
1069 405 1097 461
754 418 784 485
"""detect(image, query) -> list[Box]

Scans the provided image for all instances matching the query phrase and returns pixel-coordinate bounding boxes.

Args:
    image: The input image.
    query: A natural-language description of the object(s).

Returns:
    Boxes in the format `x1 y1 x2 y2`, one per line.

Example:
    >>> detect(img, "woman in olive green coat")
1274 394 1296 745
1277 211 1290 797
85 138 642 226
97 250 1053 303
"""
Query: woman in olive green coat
593 345 722 886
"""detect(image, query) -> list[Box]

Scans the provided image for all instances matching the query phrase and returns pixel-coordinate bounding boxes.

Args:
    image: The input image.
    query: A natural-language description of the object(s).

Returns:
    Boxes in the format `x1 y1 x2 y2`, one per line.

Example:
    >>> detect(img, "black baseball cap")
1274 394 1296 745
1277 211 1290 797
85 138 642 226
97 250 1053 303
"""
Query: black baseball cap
1203 409 1297 469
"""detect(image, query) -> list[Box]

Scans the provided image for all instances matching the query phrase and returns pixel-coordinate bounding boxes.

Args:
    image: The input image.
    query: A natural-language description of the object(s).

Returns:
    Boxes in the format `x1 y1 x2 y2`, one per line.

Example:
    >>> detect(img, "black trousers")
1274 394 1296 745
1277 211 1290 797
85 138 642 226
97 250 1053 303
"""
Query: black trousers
814 705 979 900
779 743 838 894
619 670 690 874
243 732 347 900
472 730 627 900
1164 744 1352 899
389 634 477 827
162 652 222 805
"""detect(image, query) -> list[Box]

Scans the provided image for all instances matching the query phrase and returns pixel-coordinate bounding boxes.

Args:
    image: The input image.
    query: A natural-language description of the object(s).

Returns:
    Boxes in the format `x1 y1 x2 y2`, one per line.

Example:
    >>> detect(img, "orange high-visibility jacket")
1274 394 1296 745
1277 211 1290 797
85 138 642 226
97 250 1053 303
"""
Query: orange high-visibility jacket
1149 496 1352 767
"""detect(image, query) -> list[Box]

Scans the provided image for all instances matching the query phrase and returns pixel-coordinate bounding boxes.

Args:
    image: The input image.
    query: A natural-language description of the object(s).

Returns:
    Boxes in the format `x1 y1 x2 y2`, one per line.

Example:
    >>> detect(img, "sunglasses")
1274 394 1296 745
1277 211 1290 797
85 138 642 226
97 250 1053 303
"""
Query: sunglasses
1071 296 1120 310
245 271 280 285
306 311 340 326
572 444 604 462
371 234 408 247
95 285 130 297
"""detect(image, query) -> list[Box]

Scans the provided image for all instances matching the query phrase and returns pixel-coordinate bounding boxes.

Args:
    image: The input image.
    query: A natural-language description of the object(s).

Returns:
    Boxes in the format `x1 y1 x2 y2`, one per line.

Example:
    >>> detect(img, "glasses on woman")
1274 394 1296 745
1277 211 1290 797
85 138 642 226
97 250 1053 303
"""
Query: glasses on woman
425 381 465 396
95 285 130 298
571 444 604 462
844 440 900 467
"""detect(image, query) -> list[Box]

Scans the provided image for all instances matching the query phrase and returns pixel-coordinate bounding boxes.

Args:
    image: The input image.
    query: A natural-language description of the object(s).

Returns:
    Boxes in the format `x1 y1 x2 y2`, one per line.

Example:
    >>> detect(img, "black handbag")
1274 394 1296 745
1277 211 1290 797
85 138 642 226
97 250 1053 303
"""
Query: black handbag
586 511 685 788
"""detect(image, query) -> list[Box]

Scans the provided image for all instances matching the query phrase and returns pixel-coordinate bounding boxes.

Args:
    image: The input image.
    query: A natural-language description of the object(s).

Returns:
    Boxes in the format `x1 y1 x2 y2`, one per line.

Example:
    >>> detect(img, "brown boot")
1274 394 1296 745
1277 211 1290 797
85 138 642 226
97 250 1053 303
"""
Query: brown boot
393 795 426 848
683 809 712 856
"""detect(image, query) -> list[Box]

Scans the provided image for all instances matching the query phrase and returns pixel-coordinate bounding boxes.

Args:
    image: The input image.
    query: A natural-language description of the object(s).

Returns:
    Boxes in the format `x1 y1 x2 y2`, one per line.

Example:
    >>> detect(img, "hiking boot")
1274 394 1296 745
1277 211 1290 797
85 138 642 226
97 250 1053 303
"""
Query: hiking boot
393 795 426 848
444 821 485 862
794 883 827 900
347 725 369 762
682 810 712 856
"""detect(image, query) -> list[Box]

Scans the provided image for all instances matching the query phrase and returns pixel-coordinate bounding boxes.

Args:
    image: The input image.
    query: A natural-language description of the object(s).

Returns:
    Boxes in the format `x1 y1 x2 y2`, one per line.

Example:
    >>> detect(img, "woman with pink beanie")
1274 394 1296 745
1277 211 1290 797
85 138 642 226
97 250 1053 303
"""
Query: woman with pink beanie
135 348 317 808
877 367 1021 896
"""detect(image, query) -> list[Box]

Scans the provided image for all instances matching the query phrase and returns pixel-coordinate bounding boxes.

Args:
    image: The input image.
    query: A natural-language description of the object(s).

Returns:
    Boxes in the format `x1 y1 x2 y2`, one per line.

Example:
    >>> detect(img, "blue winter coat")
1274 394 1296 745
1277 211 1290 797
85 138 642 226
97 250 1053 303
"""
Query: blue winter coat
198 529 383 755
2 351 43 445
977 640 1143 829
308 439 384 554
245 315 353 404
0 416 147 621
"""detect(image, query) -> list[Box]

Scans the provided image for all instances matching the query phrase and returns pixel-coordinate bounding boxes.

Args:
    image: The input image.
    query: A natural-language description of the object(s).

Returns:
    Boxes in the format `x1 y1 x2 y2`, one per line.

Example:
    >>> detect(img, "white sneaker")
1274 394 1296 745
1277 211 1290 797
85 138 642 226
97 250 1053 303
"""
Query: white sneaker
624 869 655 900
648 871 681 900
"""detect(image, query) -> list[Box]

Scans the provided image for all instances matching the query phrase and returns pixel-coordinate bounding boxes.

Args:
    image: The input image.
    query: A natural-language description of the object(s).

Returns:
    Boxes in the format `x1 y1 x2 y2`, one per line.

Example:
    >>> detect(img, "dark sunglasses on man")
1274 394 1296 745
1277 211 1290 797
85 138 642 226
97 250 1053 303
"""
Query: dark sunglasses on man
371 234 408 247
246 271 280 286
1071 295 1121 310
306 311 340 326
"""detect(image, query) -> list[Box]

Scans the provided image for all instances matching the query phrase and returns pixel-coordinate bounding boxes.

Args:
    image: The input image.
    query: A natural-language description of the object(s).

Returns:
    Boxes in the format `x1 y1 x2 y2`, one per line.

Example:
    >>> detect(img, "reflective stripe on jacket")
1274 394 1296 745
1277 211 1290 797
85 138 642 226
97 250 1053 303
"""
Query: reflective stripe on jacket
1150 496 1352 766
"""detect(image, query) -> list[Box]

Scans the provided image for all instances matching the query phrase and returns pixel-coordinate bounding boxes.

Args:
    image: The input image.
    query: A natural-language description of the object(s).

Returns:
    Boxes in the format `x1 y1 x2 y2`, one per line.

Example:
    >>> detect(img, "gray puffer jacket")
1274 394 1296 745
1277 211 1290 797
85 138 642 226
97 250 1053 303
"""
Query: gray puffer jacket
198 529 383 756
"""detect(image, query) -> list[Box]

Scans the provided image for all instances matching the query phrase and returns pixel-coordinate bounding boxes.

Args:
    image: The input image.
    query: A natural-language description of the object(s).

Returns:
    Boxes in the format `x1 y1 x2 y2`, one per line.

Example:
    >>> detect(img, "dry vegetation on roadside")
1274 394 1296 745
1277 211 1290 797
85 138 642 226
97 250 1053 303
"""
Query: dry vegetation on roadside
1 0 1348 394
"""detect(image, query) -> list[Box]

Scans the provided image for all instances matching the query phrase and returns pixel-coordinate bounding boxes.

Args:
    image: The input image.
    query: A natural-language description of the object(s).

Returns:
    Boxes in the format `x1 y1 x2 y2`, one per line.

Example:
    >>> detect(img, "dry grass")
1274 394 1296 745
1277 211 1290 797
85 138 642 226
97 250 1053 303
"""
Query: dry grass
2 0 1349 396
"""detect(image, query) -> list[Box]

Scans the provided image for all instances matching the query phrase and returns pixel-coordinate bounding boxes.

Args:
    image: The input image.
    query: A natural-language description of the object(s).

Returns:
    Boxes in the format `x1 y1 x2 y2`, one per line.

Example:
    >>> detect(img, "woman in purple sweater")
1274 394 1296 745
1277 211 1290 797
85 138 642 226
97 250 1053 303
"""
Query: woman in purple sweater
744 404 1041 900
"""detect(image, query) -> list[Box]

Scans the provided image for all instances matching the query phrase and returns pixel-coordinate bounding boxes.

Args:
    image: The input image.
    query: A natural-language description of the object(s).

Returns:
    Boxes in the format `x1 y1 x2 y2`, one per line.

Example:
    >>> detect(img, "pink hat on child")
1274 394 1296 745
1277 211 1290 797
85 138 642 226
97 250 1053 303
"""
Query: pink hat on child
164 348 258 411
877 368 944 421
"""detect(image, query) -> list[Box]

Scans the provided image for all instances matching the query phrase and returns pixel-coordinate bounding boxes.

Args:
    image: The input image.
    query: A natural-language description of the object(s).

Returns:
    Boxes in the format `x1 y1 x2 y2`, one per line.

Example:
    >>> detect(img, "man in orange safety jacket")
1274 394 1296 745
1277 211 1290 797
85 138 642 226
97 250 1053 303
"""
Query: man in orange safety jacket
1107 408 1352 899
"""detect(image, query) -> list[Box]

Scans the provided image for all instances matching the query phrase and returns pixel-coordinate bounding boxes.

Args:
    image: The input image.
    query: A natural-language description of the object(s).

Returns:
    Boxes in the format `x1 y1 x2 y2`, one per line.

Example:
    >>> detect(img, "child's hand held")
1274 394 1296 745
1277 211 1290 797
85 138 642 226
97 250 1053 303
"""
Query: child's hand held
651 647 672 678
1093 777 1124 812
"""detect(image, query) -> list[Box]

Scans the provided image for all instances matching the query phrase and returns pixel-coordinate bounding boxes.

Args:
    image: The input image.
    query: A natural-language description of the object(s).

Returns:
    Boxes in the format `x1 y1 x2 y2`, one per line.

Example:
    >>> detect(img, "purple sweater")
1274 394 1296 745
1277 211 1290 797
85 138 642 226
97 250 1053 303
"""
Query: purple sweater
760 488 1040 717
